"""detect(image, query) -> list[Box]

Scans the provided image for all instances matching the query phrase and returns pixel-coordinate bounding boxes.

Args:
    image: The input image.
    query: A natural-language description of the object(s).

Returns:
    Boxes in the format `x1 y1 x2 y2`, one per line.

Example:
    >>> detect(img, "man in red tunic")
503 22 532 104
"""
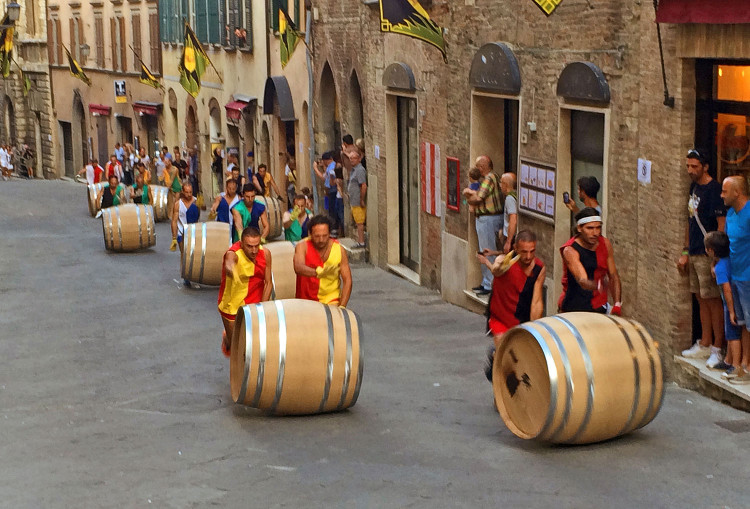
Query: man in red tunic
477 230 546 382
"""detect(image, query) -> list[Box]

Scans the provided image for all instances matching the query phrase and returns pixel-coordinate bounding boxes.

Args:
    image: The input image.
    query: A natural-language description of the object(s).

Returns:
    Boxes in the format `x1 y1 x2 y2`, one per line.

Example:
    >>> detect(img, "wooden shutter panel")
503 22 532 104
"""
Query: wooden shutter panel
159 0 168 42
150 12 161 74
195 0 207 43
47 20 54 63
69 18 76 60
208 0 221 45
78 18 85 65
132 14 141 68
110 18 117 70
119 16 126 71
55 18 62 64
244 0 252 51
95 18 104 68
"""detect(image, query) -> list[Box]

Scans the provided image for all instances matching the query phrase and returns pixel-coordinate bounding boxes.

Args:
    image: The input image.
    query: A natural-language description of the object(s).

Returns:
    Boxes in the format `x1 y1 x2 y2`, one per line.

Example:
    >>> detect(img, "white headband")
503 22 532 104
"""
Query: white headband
577 216 602 226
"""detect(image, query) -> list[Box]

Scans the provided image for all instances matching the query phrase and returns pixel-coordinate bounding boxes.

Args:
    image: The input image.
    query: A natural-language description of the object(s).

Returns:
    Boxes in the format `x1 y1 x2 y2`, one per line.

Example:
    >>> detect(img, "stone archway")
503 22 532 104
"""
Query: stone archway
3 96 15 145
71 93 87 171
260 120 270 168
318 62 340 152
348 70 364 140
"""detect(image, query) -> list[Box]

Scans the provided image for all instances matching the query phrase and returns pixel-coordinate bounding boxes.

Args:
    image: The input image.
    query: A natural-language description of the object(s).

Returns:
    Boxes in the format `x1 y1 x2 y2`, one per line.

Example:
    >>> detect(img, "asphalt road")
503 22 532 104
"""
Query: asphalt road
1 179 749 509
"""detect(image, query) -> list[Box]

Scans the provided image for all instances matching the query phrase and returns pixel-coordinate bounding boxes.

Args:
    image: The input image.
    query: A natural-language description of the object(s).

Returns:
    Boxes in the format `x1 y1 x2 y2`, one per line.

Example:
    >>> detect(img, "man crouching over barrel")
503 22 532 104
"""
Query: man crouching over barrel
294 214 352 307
477 230 546 381
217 226 273 357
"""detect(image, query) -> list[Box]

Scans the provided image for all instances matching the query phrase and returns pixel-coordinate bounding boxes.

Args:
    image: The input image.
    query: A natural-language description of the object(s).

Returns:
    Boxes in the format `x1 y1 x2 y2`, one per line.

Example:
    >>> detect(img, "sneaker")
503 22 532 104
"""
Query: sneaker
682 343 711 359
710 360 732 371
721 366 737 380
728 372 750 385
706 349 724 369
472 285 484 292
475 287 491 296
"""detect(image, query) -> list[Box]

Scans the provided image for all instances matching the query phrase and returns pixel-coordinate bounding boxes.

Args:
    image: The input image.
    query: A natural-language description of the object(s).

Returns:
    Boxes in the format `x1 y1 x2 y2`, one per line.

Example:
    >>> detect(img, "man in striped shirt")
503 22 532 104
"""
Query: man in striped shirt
463 155 505 295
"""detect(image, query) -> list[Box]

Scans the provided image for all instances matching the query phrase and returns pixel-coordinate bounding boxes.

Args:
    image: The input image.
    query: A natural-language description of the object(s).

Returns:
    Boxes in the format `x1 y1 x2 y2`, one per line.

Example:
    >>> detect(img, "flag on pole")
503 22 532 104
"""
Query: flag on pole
64 46 91 86
21 68 30 96
178 24 210 98
279 5 299 68
379 0 446 60
532 0 563 16
139 61 162 89
0 15 14 78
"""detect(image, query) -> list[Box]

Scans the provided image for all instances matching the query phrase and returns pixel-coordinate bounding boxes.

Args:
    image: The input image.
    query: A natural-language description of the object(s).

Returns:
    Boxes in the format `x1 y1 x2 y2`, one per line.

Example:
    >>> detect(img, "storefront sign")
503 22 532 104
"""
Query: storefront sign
114 80 127 104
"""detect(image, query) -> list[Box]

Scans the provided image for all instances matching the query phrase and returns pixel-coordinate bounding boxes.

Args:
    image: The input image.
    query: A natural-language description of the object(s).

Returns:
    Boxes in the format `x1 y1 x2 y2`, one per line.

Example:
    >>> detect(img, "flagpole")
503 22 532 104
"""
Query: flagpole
305 8 318 214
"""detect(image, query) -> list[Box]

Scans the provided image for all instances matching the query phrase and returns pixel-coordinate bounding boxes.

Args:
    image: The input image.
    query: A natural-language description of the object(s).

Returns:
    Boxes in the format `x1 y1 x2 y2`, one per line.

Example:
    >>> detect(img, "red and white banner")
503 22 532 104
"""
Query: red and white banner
656 0 750 24
420 142 441 217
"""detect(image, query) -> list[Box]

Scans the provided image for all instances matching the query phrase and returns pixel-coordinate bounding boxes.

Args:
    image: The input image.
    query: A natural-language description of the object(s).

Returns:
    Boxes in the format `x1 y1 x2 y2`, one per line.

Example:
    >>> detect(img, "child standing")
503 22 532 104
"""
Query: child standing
467 167 481 213
704 231 744 379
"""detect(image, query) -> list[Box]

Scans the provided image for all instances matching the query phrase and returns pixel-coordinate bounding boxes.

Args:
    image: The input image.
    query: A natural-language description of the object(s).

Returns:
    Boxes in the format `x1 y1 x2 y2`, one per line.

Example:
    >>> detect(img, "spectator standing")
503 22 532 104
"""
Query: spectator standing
105 155 124 182
559 207 622 314
211 147 224 192
77 159 98 185
0 145 9 180
188 148 199 194
163 156 181 220
313 152 338 234
462 155 504 296
355 138 366 169
173 147 188 180
283 194 312 243
347 148 367 248
722 175 750 383
245 151 255 179
285 154 298 209
114 142 125 167
154 152 167 186
678 149 726 366
500 173 518 254
225 153 238 182
564 176 602 215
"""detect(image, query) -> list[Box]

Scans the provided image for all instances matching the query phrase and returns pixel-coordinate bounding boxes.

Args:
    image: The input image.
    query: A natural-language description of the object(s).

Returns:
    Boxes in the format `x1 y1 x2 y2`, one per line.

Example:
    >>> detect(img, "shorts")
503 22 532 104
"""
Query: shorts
688 254 721 299
731 280 750 332
219 309 237 321
351 206 366 225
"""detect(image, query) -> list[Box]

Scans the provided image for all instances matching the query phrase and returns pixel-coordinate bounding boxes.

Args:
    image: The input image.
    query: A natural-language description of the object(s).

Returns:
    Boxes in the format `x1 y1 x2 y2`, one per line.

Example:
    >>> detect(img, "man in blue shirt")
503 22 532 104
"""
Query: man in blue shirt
313 151 339 235
722 175 750 383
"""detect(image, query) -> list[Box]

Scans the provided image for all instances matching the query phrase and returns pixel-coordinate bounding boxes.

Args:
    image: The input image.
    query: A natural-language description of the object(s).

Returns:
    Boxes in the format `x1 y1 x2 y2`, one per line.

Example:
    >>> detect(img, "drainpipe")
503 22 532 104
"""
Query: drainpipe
306 8 318 213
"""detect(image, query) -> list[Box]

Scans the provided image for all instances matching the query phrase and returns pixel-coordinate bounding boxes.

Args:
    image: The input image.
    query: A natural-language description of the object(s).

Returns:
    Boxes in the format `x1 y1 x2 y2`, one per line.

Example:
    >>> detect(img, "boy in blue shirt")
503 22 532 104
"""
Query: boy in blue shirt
704 231 743 379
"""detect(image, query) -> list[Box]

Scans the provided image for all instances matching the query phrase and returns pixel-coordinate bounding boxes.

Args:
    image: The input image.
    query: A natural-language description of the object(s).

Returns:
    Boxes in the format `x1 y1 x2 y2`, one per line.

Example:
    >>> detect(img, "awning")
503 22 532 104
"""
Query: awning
655 0 750 24
225 100 250 121
88 104 111 116
132 101 161 116
263 76 295 121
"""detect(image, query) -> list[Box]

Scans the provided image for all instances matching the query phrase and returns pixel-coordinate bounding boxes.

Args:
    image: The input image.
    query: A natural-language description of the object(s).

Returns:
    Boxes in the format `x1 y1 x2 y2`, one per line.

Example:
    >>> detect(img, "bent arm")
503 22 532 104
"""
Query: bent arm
293 242 317 277
604 238 622 303
530 266 546 321
171 202 180 239
339 250 352 307
563 246 596 291
360 183 367 206
232 209 244 239
262 250 273 301
260 212 269 239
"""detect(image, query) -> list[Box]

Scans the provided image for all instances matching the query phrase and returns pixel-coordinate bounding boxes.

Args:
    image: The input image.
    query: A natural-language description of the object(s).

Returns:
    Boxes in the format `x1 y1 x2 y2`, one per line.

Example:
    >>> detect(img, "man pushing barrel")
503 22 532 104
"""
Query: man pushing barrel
217 226 273 357
293 214 352 307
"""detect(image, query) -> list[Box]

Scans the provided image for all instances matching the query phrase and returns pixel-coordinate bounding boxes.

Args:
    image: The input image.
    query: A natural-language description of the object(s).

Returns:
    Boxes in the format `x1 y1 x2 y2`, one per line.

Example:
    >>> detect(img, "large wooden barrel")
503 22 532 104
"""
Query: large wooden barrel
101 204 157 252
230 299 363 415
492 312 664 445
180 222 231 286
255 196 284 239
151 185 169 222
87 182 107 217
263 241 296 300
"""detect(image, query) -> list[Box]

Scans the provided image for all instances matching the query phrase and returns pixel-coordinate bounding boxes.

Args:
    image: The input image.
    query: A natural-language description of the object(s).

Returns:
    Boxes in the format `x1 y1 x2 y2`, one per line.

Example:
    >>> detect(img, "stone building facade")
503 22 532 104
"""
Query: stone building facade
48 0 163 178
0 0 55 178
310 0 750 368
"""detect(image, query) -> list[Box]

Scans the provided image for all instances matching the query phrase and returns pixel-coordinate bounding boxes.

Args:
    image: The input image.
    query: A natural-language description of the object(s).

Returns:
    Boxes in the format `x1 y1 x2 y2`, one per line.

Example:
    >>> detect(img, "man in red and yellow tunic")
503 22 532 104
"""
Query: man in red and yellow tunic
217 226 273 356
293 215 352 306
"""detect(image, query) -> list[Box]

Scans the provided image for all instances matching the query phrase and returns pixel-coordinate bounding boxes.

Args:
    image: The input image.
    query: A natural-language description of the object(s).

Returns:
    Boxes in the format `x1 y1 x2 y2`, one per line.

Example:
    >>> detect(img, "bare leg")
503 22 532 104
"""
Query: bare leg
706 298 725 348
221 316 235 352
696 295 713 347
728 340 742 369
357 223 365 245
741 328 750 370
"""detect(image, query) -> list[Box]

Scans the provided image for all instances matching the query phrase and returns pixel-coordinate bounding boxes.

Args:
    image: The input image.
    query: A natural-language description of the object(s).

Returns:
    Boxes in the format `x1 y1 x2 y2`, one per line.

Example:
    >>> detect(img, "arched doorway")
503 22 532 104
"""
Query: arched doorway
3 97 15 145
186 104 198 151
348 70 364 140
71 94 87 172
34 113 42 178
260 120 270 168
318 62 340 152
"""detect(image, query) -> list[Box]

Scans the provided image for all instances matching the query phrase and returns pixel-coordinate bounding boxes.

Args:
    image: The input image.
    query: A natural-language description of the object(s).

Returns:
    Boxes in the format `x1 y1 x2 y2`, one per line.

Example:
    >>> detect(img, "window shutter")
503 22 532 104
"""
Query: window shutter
119 16 127 71
95 18 104 68
271 0 279 32
228 0 238 46
195 0 208 43
47 20 54 63
78 18 86 65
110 18 118 70
69 18 76 60
294 0 300 26
244 0 253 51
208 0 221 45
150 12 162 73
56 18 62 64
132 14 141 67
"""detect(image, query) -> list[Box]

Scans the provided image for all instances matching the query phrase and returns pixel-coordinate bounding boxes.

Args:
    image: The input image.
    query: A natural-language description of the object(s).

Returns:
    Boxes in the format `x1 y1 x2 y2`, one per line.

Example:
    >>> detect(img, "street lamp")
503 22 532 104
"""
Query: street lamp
80 43 90 58
7 2 20 23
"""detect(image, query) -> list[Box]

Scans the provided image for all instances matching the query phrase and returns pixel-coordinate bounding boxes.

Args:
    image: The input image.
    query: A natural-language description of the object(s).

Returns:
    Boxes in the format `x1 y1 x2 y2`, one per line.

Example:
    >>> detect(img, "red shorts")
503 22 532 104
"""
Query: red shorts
488 317 511 336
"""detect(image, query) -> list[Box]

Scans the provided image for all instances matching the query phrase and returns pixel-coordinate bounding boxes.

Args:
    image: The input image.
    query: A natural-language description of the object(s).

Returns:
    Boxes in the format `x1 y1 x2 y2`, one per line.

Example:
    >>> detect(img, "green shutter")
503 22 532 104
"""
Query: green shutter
294 0 299 26
195 0 208 43
207 0 221 44
159 0 169 42
244 0 253 51
271 0 279 32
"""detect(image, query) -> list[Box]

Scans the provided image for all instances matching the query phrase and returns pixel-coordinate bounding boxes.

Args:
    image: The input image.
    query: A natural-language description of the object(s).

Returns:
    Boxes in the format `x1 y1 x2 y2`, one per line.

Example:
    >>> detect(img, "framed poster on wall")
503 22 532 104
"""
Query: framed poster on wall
518 158 557 223
446 157 460 211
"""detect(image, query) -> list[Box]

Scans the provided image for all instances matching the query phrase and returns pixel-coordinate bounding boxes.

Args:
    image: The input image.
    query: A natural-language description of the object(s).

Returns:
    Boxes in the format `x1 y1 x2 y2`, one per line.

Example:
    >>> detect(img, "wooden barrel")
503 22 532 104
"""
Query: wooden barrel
255 196 284 239
101 204 157 252
87 182 107 217
492 312 664 445
151 185 169 222
180 222 231 286
263 240 296 300
230 299 363 415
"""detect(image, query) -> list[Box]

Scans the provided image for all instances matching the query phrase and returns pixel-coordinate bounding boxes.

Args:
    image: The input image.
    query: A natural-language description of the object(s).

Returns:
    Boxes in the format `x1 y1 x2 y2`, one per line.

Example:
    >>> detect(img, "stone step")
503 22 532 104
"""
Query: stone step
673 355 750 412
338 237 367 265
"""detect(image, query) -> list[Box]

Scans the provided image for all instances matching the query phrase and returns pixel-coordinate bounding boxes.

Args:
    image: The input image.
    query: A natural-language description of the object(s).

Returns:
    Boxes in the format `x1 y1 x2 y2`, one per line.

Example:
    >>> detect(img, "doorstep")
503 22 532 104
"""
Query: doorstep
339 237 367 265
386 264 420 286
673 355 750 412
463 289 489 307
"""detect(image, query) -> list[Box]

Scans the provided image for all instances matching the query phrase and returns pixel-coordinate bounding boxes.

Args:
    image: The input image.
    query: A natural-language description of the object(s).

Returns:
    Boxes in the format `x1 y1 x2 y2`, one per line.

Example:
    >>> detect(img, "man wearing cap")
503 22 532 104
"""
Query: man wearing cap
559 207 621 314
677 149 726 366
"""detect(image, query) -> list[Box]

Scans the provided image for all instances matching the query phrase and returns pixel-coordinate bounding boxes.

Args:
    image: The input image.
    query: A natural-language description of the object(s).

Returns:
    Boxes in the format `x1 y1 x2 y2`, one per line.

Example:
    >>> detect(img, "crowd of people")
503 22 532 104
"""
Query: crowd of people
678 149 750 385
0 143 35 180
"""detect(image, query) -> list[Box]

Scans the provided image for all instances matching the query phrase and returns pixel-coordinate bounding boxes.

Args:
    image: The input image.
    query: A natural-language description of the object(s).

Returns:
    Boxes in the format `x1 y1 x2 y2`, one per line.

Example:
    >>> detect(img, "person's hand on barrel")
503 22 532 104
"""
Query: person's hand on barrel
169 237 178 251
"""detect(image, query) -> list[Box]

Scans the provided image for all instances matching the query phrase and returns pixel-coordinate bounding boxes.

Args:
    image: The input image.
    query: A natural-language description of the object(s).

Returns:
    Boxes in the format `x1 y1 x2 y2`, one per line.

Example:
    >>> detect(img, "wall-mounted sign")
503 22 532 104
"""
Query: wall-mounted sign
114 80 127 104
637 158 652 184
446 157 460 212
519 158 557 222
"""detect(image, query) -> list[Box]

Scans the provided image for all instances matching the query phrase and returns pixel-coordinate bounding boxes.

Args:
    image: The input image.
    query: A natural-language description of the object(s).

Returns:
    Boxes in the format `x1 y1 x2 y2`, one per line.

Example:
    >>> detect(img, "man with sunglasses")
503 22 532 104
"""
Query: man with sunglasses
677 149 727 368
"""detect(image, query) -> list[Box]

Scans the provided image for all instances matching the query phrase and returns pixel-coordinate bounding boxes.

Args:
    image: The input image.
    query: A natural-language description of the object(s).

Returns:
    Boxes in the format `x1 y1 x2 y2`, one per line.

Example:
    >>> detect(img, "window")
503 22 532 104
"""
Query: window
225 0 252 50
244 0 253 51
272 0 304 33
159 0 184 43
195 0 222 45
95 17 105 68
132 14 141 70
149 11 162 73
